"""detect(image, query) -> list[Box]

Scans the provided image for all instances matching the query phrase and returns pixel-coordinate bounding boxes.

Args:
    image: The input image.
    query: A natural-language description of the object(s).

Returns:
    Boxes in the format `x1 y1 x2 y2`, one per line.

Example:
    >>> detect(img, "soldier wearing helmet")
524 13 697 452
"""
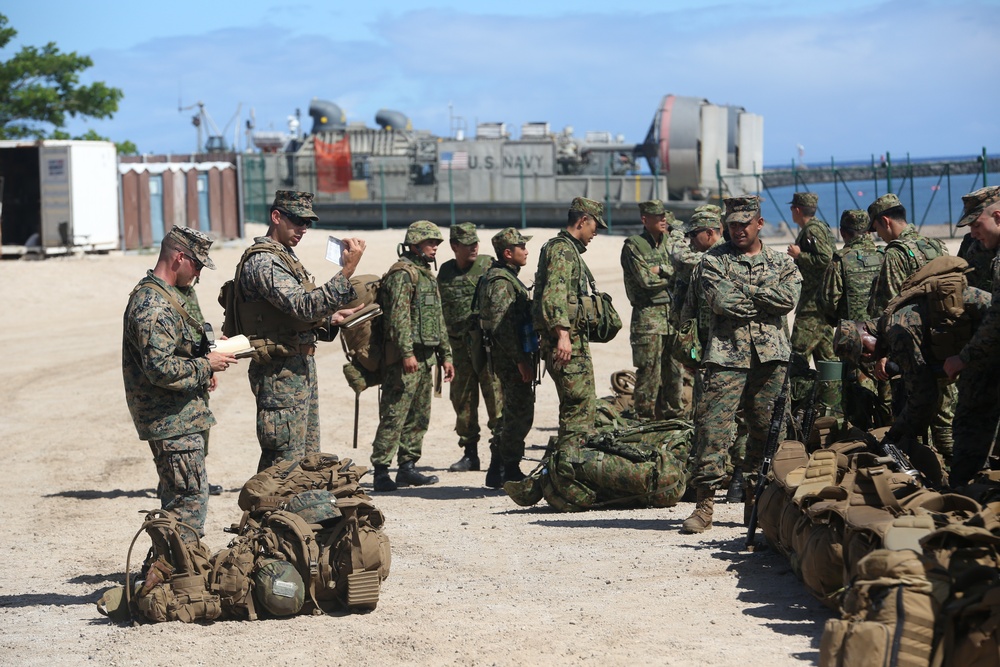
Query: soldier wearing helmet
371 220 455 492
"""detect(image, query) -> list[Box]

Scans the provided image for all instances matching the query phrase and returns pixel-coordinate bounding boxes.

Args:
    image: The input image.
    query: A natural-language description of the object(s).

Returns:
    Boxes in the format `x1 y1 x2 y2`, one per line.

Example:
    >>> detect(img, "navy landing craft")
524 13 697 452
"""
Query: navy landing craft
245 95 762 229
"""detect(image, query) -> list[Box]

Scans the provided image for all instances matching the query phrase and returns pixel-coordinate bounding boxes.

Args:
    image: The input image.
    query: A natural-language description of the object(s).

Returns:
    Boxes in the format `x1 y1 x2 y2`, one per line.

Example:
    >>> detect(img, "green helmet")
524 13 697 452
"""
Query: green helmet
253 559 305 616
284 490 341 526
405 220 443 246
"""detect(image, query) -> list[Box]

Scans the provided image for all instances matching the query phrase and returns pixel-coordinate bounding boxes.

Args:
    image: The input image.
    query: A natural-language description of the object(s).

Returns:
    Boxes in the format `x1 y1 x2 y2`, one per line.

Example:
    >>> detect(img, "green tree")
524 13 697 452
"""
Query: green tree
0 12 134 151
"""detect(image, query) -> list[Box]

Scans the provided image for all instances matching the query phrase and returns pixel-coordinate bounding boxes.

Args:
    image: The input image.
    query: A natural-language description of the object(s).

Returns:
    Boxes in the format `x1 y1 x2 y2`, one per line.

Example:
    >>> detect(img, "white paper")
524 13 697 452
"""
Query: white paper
325 236 343 265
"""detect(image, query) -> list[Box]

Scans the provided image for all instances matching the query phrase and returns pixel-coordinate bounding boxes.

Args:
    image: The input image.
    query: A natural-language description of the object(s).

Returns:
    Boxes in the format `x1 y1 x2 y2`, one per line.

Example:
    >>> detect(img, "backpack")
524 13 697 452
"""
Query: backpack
340 261 420 393
125 509 222 624
209 533 259 620
882 256 971 360
238 452 368 512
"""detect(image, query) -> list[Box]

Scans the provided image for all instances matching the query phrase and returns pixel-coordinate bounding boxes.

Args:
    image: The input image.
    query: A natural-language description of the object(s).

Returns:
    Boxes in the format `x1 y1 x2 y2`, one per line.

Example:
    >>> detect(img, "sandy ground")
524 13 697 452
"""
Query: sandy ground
0 222 965 667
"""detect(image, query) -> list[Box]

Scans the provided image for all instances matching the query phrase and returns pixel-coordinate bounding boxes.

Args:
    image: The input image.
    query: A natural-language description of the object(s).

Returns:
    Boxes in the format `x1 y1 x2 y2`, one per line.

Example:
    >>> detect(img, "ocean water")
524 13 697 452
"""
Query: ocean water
757 170 998 238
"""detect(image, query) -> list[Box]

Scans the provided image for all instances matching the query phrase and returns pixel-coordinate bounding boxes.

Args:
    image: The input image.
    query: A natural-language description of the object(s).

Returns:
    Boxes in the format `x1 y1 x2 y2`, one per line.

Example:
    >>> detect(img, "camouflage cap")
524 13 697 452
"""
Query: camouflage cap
569 196 608 229
957 186 1000 227
723 195 761 224
789 192 819 208
840 209 871 234
284 490 341 526
405 220 444 245
638 199 666 216
450 221 480 245
166 225 215 270
832 320 863 365
867 193 903 228
684 207 722 235
491 227 532 256
272 190 319 221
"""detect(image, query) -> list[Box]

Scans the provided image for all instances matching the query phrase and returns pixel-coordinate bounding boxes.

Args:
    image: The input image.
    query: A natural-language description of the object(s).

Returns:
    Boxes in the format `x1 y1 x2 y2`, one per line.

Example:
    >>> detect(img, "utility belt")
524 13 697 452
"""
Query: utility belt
248 337 317 362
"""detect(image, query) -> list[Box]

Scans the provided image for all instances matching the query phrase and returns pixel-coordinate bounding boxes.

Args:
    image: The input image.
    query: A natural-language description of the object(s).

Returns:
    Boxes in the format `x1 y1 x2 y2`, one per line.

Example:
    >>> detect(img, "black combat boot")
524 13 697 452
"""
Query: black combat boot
503 461 525 483
448 444 480 472
395 461 439 487
485 457 504 489
724 469 745 504
372 465 397 492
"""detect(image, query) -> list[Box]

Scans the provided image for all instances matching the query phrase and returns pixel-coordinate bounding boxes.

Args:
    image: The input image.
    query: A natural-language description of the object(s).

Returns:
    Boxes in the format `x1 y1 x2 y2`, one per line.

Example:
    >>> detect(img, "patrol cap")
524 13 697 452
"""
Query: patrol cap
450 222 480 245
832 320 863 366
405 220 444 246
491 227 532 256
788 192 819 208
272 190 319 222
723 195 761 224
839 209 871 234
867 193 903 229
638 199 666 216
569 197 608 229
684 207 722 235
957 186 1000 227
167 225 215 270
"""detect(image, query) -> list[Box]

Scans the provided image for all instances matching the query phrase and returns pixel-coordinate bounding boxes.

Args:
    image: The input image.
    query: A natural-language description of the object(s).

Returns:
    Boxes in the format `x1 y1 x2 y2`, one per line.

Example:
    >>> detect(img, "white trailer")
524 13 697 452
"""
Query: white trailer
0 140 120 255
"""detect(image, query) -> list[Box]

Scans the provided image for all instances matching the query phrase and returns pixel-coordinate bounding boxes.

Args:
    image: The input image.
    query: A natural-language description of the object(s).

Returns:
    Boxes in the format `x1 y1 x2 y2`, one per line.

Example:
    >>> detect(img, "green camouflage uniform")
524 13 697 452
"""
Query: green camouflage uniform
958 233 998 292
534 230 597 439
371 251 452 467
438 253 501 450
689 236 801 490
480 258 534 464
621 227 687 420
240 238 356 472
789 217 836 405
123 268 214 539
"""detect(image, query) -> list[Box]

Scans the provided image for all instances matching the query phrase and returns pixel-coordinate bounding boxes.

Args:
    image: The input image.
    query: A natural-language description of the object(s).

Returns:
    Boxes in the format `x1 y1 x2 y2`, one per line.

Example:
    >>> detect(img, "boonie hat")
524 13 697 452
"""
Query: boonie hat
450 222 480 245
957 186 1000 227
167 225 215 270
569 197 608 229
723 195 761 224
789 192 819 208
492 227 532 256
840 209 871 234
272 190 319 221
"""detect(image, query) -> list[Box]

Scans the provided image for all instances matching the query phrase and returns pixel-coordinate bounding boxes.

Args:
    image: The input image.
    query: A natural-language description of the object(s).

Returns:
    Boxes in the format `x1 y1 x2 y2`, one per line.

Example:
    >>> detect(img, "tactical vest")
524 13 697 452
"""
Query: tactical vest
387 256 442 348
233 239 320 358
437 254 492 338
622 233 672 307
477 265 531 336
838 244 884 321
532 233 588 334
888 233 944 276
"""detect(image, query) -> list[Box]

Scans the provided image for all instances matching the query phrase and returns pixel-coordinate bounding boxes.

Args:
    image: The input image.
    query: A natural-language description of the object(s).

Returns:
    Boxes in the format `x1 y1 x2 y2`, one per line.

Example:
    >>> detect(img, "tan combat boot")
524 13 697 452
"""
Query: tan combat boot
682 486 714 533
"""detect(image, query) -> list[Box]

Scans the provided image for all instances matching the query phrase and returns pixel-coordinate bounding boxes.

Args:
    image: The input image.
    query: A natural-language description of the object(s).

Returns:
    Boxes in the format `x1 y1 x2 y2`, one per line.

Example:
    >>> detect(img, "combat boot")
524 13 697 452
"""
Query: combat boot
485 457 504 489
723 470 745 504
448 444 480 472
373 465 397 493
395 460 439 487
503 461 525 483
681 487 714 534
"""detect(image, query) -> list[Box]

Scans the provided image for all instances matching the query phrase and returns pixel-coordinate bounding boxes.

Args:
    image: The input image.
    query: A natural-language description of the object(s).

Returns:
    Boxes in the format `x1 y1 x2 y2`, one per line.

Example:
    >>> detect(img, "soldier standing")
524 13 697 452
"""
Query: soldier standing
533 197 607 440
944 186 1000 486
437 222 502 473
817 209 886 429
621 200 687 420
479 228 535 487
235 191 364 472
371 221 455 492
786 192 836 413
122 226 237 541
865 193 953 460
682 195 801 534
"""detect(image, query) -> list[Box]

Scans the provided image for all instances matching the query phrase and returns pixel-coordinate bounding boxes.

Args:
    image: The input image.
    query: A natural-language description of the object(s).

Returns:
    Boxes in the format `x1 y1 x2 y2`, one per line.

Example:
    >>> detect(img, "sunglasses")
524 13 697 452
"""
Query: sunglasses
279 209 313 229
179 251 204 269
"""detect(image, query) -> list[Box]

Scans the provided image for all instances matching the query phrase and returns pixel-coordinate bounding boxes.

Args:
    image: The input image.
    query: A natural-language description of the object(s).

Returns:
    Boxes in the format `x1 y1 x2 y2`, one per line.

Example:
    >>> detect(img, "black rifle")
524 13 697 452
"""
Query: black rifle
877 437 921 479
798 369 821 444
745 367 791 552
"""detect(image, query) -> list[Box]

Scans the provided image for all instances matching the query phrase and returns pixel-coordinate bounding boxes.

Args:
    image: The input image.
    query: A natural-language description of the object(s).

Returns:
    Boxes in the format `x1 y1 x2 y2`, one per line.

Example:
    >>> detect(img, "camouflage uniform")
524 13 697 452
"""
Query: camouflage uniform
958 233 997 292
788 193 836 407
689 197 802 493
670 205 721 309
817 210 886 428
437 223 501 457
480 228 535 466
877 287 992 473
238 192 356 472
950 186 1000 485
865 194 953 455
533 198 607 440
122 227 217 540
621 200 686 420
371 247 453 468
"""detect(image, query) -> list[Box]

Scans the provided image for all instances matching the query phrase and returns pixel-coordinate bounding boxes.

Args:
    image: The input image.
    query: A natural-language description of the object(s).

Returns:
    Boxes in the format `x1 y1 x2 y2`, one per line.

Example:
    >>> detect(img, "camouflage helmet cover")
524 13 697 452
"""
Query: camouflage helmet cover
405 220 444 245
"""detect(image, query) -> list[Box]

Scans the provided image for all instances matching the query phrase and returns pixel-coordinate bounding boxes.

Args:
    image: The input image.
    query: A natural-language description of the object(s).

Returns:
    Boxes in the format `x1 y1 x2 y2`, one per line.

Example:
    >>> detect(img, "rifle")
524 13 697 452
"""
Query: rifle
876 437 921 479
745 366 791 552
798 369 821 444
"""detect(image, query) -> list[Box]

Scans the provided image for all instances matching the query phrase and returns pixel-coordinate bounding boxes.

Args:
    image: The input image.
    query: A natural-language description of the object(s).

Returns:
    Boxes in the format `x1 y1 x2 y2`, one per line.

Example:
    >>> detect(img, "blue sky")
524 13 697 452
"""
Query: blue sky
5 0 998 165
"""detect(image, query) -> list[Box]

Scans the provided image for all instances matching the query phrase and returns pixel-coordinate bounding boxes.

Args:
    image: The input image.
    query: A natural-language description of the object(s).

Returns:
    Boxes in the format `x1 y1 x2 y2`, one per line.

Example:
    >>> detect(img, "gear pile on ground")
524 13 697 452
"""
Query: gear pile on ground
752 419 1000 666
101 453 391 624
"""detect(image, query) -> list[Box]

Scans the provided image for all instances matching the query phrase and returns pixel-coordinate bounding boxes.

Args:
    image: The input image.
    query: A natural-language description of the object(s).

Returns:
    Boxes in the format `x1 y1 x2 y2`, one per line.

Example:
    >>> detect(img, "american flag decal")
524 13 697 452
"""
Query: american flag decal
440 150 469 170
